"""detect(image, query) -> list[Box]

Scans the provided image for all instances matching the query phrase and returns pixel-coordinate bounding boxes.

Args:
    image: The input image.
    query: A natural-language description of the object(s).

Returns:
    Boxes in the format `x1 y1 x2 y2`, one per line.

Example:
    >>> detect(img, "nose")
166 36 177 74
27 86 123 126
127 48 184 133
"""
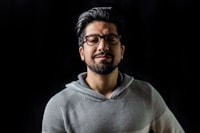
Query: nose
97 39 109 52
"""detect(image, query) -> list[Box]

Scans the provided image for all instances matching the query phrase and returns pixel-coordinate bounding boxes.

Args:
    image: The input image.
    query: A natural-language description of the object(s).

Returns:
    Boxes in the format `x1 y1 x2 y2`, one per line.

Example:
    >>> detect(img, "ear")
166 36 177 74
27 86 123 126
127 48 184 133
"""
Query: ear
79 46 85 61
121 44 125 59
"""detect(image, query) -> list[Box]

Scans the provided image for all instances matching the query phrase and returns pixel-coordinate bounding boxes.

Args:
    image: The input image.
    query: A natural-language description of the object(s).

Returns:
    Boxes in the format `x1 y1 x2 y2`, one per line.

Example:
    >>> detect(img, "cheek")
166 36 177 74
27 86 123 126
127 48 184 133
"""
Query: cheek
114 55 122 63
113 48 124 63
80 47 94 61
115 49 123 59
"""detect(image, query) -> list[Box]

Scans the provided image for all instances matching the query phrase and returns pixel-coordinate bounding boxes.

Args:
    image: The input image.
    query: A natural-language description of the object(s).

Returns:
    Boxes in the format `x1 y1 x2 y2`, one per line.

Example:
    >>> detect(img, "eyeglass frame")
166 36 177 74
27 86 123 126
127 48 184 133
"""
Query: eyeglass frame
83 33 121 46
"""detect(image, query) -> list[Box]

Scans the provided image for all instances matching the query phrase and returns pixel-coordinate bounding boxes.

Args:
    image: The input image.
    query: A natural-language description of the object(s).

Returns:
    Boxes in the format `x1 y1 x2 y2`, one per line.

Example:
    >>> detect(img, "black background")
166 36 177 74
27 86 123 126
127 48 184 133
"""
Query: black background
1 0 199 133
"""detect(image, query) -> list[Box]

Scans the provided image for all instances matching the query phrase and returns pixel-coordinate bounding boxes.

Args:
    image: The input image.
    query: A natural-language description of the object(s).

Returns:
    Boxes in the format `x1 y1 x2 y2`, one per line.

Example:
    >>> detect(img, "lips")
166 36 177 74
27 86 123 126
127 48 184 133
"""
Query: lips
94 52 112 58
95 55 110 58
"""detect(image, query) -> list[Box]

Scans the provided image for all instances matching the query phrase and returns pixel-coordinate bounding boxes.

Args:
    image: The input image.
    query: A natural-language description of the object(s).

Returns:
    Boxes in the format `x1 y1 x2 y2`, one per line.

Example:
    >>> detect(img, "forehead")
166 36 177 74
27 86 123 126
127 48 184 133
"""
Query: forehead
84 21 118 35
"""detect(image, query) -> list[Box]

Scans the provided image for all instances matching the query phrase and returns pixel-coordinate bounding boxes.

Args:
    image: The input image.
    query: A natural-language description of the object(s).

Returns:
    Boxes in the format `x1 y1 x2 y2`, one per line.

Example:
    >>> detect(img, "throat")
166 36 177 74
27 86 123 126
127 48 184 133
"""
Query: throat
84 69 121 98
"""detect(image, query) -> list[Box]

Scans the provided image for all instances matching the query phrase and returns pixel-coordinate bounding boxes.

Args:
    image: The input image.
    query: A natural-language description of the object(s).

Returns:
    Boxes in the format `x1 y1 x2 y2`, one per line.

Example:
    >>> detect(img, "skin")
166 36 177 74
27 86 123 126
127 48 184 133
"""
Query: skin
79 21 125 99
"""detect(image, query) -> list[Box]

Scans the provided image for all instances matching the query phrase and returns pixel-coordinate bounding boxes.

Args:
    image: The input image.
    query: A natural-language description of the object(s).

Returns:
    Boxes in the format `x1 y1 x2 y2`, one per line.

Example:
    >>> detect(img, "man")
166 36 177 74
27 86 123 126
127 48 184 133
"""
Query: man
42 6 185 133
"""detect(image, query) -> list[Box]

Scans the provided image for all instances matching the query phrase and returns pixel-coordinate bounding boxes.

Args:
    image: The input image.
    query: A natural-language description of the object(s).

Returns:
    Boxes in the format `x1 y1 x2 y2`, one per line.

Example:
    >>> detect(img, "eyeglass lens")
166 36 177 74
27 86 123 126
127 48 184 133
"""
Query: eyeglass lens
85 34 120 46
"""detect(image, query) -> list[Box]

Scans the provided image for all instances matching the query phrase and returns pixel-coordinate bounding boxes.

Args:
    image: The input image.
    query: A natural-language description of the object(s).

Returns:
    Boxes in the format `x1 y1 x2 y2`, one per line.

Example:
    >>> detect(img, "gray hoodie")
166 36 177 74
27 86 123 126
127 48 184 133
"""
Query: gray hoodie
42 72 184 133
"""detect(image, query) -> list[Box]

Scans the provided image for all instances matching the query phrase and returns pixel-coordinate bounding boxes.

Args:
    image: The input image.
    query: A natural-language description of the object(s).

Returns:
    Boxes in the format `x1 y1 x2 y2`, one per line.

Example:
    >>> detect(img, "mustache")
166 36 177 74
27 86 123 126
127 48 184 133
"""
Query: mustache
92 51 113 58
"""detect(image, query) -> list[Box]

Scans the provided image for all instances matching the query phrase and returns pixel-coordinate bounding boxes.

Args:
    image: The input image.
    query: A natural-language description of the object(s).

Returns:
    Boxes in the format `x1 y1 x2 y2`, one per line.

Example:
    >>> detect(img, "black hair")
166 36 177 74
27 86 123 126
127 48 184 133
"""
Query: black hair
75 6 124 46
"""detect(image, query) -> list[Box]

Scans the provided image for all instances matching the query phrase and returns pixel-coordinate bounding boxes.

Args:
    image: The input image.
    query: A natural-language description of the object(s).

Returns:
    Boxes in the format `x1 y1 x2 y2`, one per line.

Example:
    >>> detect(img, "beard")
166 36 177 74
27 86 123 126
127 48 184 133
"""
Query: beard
87 60 118 75
84 51 120 75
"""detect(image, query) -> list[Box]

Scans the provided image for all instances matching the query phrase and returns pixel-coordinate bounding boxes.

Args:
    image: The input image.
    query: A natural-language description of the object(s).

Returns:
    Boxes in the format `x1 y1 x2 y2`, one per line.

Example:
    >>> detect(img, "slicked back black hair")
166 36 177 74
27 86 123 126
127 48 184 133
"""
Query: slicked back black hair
75 6 124 46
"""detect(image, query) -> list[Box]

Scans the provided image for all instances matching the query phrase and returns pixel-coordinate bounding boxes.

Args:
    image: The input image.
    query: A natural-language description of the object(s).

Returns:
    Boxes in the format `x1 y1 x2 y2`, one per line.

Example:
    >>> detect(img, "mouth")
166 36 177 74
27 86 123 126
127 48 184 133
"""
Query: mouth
94 52 112 58
93 52 113 61
96 54 111 58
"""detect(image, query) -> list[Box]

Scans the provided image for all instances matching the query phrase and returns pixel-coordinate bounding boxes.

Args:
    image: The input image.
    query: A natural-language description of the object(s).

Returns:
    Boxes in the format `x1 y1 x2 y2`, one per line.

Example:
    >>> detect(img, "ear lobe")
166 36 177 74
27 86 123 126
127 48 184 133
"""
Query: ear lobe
81 56 85 61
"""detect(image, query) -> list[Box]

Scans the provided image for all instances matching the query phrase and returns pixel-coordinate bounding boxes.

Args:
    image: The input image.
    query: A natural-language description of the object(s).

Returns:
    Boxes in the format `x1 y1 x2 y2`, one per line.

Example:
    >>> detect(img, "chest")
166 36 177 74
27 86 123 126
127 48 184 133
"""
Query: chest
64 96 152 133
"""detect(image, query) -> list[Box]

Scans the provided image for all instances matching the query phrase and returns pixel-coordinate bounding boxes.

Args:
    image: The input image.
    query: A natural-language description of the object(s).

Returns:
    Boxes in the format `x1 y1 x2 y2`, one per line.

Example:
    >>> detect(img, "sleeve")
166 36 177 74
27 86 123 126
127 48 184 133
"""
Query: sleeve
42 97 66 133
151 108 185 133
150 85 185 133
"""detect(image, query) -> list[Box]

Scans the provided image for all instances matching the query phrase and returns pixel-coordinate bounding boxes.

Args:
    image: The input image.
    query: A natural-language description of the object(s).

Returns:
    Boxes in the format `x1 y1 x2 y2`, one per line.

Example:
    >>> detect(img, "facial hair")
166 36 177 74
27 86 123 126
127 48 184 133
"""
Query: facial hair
85 52 119 75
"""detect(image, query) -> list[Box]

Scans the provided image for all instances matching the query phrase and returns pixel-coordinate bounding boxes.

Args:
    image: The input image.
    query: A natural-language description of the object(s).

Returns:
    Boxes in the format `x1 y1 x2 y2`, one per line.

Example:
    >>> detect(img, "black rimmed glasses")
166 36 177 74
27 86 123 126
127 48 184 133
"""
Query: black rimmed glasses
83 33 121 46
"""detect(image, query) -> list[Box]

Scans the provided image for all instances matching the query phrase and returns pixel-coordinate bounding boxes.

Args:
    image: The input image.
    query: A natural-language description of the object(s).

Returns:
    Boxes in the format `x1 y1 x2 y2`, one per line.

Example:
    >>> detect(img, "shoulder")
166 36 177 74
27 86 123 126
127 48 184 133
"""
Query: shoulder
125 75 168 118
123 73 163 101
122 72 153 89
45 81 82 110
131 78 164 101
123 72 154 94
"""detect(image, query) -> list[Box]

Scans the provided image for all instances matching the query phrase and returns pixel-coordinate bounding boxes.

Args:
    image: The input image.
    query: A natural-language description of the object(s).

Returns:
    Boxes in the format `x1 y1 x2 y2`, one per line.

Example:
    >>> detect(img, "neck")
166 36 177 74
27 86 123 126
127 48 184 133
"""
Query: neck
85 68 119 98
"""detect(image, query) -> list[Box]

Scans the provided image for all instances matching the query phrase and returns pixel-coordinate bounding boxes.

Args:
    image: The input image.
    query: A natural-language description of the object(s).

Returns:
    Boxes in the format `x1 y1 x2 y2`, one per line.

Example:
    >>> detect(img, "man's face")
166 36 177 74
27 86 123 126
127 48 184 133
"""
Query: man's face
79 21 125 75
